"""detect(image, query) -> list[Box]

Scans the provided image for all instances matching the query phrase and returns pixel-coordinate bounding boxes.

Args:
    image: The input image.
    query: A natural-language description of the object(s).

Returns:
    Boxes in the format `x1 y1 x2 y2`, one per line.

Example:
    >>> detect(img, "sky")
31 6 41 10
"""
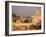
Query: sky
12 6 41 17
